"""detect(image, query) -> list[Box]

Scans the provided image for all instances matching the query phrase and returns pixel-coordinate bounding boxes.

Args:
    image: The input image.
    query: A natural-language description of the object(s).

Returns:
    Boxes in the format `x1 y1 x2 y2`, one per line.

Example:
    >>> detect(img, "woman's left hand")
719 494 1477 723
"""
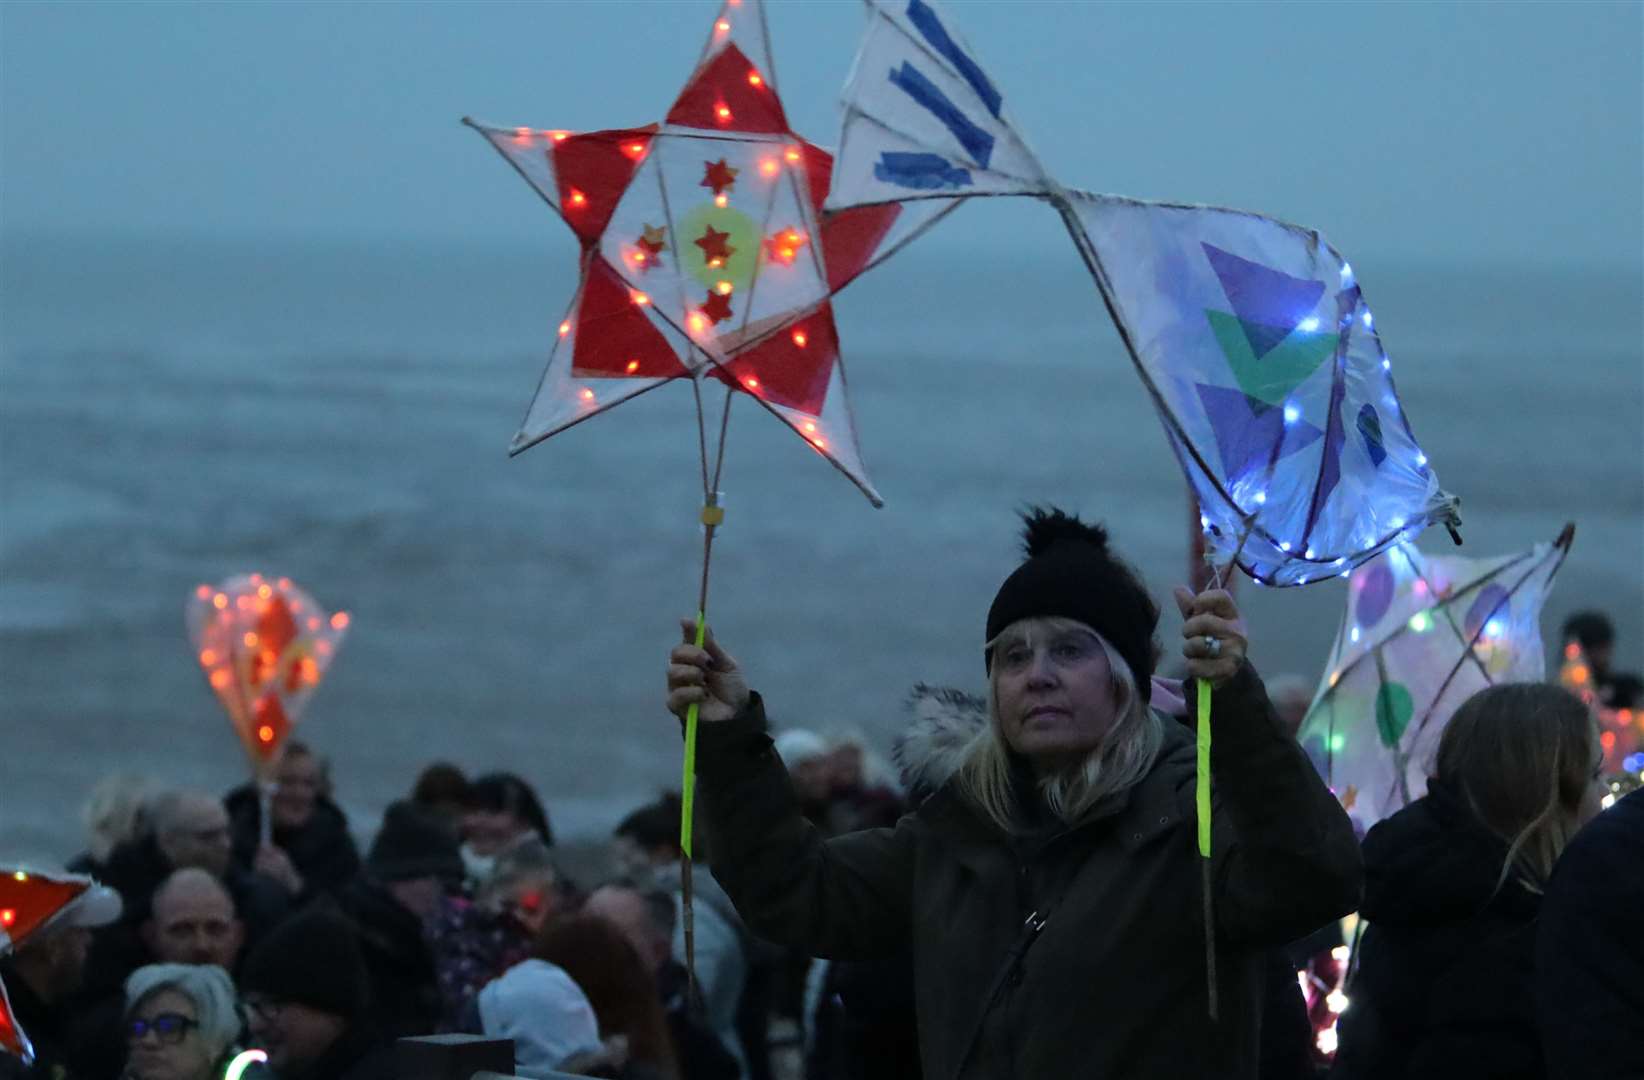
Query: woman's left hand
1173 586 1249 688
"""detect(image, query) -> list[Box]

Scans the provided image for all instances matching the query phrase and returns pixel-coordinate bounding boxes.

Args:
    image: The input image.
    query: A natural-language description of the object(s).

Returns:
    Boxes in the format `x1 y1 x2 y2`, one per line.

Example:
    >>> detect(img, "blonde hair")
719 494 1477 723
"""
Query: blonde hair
83 774 154 861
955 618 1163 832
1435 683 1600 893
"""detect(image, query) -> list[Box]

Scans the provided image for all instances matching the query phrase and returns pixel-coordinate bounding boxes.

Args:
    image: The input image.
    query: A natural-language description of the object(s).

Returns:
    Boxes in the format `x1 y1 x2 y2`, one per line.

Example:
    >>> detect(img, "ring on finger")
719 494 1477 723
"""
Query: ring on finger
1202 635 1222 659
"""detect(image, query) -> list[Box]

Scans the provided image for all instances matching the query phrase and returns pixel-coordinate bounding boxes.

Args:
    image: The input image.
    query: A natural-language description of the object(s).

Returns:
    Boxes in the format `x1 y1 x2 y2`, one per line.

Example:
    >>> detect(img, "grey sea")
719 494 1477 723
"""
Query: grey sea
2 228 1640 860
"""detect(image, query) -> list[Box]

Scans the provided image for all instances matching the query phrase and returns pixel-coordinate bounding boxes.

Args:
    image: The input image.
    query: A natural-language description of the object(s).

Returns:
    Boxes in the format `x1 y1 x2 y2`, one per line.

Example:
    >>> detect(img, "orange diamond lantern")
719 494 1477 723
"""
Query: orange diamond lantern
186 574 348 767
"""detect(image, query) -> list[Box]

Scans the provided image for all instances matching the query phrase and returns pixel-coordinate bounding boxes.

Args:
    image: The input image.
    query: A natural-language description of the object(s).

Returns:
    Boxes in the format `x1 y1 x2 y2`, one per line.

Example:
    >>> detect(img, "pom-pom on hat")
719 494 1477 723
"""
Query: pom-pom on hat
984 507 1160 702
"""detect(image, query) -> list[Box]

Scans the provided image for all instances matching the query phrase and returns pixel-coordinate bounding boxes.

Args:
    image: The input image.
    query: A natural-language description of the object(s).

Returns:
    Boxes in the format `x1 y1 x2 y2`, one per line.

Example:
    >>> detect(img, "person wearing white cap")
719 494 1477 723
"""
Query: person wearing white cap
0 879 121 1079
772 730 834 822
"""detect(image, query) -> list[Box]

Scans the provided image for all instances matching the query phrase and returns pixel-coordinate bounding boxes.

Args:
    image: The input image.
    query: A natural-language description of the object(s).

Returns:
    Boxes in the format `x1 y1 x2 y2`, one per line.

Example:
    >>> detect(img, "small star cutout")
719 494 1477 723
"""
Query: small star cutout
633 223 667 270
701 158 740 196
700 289 734 325
694 224 735 265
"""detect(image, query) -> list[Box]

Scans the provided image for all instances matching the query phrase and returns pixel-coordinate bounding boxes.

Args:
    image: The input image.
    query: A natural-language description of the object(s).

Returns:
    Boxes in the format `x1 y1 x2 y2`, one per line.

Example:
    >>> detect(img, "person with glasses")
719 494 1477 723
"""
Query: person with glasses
238 908 389 1080
122 964 248 1080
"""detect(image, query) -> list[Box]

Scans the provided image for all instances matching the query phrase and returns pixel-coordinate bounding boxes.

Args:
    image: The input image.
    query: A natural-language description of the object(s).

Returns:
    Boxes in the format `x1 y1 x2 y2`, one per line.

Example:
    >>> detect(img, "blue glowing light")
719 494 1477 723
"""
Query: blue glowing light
1298 316 1322 333
1283 403 1301 424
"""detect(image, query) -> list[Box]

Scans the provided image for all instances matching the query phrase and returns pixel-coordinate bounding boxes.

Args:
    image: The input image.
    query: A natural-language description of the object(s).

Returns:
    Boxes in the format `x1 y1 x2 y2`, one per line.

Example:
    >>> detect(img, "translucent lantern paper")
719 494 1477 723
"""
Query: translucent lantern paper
1299 526 1574 830
828 0 1054 211
0 866 94 954
825 0 1459 581
0 977 24 1063
1560 641 1643 776
1069 194 1456 584
464 0 917 506
185 574 348 767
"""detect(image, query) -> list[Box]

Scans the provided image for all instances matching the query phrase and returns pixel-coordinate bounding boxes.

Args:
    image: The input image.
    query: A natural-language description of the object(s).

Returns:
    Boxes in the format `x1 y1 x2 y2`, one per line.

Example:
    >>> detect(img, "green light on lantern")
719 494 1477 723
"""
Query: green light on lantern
225 1050 268 1080
1408 612 1433 633
1329 734 1347 752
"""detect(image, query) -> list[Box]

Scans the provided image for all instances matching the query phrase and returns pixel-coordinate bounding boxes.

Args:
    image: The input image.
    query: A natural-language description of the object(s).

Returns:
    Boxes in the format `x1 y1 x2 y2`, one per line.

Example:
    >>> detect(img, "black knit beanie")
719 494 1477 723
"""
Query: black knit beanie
368 800 463 884
240 906 369 1019
985 507 1160 702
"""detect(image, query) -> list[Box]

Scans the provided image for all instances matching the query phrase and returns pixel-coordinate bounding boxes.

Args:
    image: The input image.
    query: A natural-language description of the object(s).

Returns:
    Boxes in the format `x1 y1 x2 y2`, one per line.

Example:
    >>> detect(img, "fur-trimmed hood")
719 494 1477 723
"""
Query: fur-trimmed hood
892 677 1191 801
893 685 990 801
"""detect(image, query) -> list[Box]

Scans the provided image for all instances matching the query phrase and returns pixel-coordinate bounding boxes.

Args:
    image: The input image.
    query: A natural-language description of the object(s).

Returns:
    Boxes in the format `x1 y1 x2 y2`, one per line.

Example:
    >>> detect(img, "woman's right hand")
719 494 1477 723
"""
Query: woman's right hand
666 618 750 724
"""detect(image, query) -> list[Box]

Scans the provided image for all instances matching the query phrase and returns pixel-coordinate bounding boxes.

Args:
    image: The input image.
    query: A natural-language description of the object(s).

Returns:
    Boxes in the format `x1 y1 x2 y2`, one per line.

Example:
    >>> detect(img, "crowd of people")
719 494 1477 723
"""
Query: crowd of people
1 728 906 1080
2 510 1639 1080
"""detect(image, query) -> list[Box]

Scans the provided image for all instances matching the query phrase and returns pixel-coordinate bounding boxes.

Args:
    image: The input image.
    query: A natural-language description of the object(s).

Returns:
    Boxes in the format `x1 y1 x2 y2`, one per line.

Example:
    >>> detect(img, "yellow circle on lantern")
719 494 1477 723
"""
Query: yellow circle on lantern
678 203 759 294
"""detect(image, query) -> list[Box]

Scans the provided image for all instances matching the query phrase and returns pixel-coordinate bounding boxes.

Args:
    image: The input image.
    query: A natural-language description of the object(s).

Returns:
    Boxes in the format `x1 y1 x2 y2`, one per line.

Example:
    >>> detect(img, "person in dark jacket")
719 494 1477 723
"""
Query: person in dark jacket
226 743 361 901
0 884 121 1080
1330 682 1605 1080
240 907 390 1080
336 801 461 1038
1536 785 1644 1079
665 508 1363 1079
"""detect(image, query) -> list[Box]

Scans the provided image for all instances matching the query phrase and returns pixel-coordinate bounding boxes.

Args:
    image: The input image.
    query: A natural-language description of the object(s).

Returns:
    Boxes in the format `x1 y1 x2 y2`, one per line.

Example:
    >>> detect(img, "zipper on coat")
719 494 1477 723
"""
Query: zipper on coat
950 909 1050 1080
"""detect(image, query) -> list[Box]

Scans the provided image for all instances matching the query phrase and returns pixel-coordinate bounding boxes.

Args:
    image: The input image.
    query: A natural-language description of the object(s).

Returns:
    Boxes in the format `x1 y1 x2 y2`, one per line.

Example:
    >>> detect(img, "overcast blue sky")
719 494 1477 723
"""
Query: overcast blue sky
3 1 1640 266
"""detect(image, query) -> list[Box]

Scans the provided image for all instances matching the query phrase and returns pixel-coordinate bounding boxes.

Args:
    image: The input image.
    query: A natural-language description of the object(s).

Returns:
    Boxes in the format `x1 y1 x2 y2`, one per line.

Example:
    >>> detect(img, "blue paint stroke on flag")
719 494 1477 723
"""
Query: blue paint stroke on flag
905 0 1002 117
887 62 995 167
873 152 973 190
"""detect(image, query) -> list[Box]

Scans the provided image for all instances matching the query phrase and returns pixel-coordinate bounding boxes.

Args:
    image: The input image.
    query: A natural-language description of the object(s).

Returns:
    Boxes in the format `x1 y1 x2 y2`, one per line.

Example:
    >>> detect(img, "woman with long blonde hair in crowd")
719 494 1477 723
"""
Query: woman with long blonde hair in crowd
1330 682 1605 1080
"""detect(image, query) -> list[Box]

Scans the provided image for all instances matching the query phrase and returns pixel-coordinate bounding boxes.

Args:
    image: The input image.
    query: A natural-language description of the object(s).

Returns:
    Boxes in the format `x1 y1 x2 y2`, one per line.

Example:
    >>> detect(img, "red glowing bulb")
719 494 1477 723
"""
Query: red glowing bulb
569 189 587 207
748 71 763 87
792 330 808 347
330 612 350 630
626 360 641 374
581 388 596 401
